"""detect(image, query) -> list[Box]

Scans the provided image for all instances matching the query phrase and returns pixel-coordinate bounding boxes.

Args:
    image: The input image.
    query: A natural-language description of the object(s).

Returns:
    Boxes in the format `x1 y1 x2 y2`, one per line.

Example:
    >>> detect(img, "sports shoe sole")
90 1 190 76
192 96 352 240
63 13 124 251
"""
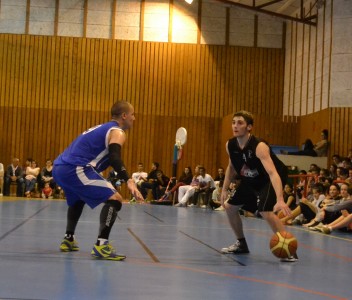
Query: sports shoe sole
221 249 250 254
280 253 299 262
91 253 126 261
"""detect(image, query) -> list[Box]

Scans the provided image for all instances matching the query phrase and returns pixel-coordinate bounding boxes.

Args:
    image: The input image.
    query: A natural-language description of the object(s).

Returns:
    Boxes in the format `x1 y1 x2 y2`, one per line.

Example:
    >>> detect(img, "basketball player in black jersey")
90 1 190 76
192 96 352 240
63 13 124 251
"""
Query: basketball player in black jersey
220 111 298 262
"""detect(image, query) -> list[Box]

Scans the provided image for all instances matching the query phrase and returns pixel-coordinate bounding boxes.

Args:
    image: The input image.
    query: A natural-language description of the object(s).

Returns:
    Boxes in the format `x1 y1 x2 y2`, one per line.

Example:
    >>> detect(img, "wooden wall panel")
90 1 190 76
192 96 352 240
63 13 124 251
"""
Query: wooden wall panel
329 108 352 158
1 34 290 198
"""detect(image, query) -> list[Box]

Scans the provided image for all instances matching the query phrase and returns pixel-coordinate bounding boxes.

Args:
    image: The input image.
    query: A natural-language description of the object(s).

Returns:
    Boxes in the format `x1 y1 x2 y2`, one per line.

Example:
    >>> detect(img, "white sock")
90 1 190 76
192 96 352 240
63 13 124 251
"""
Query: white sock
98 238 108 246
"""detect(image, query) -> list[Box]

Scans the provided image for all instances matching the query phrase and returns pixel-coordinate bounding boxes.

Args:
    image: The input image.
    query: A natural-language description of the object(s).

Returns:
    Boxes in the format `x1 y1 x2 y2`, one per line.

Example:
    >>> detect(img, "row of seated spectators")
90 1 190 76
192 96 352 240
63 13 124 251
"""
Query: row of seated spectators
0 158 64 199
278 151 352 235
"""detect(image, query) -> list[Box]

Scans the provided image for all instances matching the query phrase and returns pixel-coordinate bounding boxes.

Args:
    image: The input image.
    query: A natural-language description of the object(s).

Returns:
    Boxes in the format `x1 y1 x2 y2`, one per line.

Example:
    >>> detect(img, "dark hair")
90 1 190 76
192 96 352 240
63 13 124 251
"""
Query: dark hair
185 166 192 175
304 139 314 151
285 183 293 189
322 129 328 138
153 162 159 168
329 183 340 192
312 183 324 194
111 101 132 119
233 110 254 126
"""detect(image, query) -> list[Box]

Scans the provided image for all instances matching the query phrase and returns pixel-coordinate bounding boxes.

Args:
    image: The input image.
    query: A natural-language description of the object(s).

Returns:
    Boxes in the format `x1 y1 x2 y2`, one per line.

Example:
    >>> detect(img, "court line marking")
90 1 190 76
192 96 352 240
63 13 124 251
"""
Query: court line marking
0 204 51 242
143 210 164 222
127 228 160 263
179 230 247 266
129 260 348 300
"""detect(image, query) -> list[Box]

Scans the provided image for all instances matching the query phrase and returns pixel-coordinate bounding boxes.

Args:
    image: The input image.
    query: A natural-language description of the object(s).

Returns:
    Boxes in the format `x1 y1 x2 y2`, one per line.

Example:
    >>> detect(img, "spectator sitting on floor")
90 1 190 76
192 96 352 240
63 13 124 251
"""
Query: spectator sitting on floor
305 183 344 229
314 183 352 234
158 166 193 201
281 183 325 225
284 183 297 211
42 182 53 199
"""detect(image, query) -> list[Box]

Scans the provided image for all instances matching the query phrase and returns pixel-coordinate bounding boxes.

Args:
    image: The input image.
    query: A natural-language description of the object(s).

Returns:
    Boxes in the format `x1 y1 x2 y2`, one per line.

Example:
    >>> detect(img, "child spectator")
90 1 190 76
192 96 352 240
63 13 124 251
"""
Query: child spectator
42 182 53 199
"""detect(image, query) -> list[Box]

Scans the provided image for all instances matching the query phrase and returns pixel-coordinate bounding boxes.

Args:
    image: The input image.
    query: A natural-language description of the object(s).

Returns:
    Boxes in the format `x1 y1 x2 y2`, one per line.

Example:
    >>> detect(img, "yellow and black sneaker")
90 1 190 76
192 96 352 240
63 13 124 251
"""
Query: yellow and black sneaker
91 241 126 261
60 238 80 252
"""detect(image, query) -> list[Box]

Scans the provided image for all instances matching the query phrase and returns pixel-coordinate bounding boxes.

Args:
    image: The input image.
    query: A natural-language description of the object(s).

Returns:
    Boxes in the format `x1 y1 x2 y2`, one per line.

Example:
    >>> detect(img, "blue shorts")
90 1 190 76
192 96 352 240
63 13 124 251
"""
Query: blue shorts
53 164 116 208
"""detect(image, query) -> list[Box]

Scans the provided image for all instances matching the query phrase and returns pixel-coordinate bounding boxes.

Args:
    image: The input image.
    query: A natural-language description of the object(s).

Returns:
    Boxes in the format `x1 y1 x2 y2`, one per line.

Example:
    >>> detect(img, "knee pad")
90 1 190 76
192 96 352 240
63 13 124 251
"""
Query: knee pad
106 199 122 212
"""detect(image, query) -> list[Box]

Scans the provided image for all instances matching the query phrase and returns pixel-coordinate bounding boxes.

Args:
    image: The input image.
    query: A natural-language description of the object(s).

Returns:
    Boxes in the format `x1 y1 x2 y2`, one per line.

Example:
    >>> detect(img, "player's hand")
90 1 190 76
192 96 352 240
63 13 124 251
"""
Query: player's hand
273 200 291 217
220 190 228 207
127 179 144 202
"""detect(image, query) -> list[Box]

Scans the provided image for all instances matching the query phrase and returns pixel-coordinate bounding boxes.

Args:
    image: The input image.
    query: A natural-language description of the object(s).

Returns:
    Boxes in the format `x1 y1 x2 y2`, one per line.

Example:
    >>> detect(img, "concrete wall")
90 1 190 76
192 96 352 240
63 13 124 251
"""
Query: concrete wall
0 0 284 47
283 0 352 117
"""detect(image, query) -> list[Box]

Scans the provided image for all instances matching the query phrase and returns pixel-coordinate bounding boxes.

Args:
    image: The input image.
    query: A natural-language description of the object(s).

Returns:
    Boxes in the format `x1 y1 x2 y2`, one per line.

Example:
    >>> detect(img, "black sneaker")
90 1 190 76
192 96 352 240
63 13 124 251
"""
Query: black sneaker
221 240 250 254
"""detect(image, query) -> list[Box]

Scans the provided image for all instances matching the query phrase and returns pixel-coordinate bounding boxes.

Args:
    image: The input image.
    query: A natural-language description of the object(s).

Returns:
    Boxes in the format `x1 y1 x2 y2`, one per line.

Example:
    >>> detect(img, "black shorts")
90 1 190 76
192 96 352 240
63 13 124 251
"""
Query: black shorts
227 181 277 213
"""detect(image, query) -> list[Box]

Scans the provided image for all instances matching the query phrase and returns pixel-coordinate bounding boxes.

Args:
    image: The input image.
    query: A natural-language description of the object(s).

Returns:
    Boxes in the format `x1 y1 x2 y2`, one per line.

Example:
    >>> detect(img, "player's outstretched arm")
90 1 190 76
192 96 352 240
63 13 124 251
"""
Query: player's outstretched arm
256 142 291 217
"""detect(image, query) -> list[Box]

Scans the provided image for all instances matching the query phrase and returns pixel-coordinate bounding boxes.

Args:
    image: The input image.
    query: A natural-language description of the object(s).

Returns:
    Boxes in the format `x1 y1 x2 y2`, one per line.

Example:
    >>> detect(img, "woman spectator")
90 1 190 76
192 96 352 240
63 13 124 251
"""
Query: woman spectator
24 160 40 197
313 129 329 157
315 183 352 233
307 183 344 229
328 164 338 180
40 159 56 190
283 183 296 211
158 166 193 201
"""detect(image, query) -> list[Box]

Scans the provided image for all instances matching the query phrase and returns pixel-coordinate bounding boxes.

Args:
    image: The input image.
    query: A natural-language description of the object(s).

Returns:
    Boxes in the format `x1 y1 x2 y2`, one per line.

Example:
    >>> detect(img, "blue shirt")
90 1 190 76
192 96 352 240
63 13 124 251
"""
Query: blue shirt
54 121 123 172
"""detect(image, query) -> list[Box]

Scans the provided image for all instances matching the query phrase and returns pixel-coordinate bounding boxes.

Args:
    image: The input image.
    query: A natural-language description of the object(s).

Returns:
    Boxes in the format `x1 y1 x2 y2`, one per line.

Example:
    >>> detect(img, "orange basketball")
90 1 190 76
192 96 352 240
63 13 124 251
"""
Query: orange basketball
270 231 298 259
277 210 285 219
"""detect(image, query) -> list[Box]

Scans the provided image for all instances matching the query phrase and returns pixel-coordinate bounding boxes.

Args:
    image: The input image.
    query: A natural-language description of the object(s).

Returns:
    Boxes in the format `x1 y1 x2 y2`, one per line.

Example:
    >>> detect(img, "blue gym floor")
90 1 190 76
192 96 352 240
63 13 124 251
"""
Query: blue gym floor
0 197 351 300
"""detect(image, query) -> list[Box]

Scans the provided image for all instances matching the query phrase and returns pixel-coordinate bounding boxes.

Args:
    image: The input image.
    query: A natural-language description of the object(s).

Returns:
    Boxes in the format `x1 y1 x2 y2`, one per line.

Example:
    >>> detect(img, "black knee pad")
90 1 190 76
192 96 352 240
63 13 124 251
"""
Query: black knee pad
106 200 122 212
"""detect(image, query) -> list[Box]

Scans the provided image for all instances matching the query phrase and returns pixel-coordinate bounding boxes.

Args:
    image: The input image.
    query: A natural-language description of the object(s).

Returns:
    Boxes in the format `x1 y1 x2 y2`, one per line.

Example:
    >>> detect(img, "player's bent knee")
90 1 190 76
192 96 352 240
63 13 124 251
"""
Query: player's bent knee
224 203 242 212
109 192 123 202
106 199 122 211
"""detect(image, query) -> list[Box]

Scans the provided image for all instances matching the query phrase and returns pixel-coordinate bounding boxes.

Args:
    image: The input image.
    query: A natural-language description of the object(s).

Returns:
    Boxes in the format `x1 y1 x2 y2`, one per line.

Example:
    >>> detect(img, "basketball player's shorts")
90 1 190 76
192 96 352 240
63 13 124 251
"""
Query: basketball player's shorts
53 164 116 208
227 180 285 213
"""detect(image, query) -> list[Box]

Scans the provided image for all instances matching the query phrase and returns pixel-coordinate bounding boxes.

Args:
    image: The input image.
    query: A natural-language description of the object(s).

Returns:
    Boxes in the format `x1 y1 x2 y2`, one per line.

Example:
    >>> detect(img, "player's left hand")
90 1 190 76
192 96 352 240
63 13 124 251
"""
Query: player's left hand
273 200 291 217
127 179 144 202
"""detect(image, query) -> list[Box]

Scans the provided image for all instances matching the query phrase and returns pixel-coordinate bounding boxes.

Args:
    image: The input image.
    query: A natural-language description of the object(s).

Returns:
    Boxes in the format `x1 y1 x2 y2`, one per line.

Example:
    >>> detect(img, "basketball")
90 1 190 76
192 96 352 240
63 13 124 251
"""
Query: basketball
277 210 285 219
270 231 298 259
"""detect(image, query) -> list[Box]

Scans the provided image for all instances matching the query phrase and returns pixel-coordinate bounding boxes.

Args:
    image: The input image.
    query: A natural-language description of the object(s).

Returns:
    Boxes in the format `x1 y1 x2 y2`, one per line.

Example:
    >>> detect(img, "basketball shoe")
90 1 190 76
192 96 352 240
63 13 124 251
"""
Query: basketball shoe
280 252 299 262
60 237 80 252
91 241 126 261
221 240 250 254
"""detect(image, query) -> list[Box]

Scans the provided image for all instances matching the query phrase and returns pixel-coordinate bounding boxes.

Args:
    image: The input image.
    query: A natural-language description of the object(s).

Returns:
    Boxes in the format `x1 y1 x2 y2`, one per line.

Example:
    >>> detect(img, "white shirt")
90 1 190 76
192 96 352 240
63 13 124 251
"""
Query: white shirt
131 171 148 184
197 174 215 189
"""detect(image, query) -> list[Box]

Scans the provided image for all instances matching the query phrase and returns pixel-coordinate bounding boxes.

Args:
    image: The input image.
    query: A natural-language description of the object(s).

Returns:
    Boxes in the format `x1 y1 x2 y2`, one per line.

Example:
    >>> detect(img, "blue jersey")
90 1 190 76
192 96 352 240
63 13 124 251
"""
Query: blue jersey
54 121 124 173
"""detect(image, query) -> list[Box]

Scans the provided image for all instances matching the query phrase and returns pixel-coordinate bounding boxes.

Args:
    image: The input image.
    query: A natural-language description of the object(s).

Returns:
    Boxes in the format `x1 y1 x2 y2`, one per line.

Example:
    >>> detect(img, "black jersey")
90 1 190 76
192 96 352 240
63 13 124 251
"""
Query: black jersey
227 135 287 189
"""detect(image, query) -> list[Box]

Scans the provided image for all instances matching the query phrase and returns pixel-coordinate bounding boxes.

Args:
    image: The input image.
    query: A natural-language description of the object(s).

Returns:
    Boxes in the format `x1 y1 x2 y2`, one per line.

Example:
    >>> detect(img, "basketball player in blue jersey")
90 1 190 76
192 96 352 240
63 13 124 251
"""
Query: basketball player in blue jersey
220 111 298 262
53 100 143 261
